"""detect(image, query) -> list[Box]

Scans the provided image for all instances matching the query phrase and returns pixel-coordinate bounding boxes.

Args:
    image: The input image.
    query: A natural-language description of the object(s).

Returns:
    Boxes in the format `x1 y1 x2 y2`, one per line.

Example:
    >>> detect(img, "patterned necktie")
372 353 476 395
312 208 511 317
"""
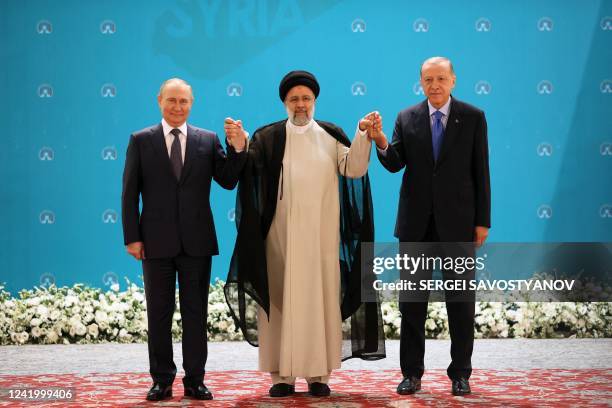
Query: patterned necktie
170 128 182 180
432 110 445 162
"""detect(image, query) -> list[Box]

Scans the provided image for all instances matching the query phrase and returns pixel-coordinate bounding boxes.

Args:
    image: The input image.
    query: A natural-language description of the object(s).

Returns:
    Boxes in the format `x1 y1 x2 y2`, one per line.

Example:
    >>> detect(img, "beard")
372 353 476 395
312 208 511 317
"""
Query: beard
286 105 315 126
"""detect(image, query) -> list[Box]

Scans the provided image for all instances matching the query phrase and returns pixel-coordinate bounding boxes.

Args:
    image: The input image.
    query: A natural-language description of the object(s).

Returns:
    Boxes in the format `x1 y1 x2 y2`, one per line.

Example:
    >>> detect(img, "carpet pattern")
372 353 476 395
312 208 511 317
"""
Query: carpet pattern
1 369 611 407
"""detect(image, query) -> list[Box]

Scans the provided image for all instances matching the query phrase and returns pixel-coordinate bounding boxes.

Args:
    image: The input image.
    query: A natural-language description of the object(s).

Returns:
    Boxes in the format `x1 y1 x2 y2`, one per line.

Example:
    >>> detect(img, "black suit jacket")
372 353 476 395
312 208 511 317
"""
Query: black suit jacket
377 97 491 242
122 123 245 258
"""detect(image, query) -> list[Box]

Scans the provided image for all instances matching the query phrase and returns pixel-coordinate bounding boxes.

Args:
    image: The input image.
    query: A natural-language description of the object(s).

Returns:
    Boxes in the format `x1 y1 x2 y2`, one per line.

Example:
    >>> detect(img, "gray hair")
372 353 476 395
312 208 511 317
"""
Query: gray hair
420 56 455 77
158 78 194 99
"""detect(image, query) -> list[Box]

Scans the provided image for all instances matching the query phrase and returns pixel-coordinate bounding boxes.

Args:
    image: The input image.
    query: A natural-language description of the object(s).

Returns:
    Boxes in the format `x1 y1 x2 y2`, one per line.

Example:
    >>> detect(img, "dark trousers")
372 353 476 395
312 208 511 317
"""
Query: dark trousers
399 217 475 380
143 254 211 386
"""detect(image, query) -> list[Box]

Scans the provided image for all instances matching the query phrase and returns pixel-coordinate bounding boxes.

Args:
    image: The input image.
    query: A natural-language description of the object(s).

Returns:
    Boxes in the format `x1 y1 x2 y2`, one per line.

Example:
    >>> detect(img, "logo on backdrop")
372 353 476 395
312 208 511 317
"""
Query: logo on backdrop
537 80 553 95
101 146 118 161
601 16 612 31
600 142 612 156
600 80 612 94
351 18 366 33
100 20 116 34
39 210 55 224
475 18 491 32
537 205 552 219
413 18 429 32
39 273 56 288
102 271 119 287
412 82 424 95
152 0 334 79
600 204 612 219
537 17 553 32
101 83 117 98
351 82 367 96
537 143 553 157
102 209 118 224
37 20 52 34
227 83 243 97
38 147 54 161
228 208 236 222
474 81 491 95
37 84 53 98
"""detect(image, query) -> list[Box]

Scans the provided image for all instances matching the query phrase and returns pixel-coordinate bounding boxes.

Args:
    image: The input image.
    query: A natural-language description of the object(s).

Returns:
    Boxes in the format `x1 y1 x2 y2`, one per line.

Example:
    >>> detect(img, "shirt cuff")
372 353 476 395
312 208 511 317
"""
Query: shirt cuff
356 126 368 138
228 131 249 153
376 143 389 153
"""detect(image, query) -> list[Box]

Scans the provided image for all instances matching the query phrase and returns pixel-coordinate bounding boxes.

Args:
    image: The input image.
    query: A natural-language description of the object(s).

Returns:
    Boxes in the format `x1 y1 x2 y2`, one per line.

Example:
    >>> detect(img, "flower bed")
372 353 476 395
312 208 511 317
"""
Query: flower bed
0 281 609 345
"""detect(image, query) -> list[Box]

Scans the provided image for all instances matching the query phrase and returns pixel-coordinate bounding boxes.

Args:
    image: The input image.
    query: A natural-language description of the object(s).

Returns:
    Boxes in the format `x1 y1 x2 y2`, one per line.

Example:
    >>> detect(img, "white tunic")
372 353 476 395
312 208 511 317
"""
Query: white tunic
257 119 372 378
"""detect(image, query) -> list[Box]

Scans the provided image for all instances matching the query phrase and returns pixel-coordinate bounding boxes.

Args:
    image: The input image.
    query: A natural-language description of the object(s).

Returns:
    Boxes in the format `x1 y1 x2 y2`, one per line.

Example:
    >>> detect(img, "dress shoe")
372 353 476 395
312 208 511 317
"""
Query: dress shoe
146 383 172 401
183 382 213 400
397 376 421 395
269 383 295 397
451 378 471 396
308 382 331 397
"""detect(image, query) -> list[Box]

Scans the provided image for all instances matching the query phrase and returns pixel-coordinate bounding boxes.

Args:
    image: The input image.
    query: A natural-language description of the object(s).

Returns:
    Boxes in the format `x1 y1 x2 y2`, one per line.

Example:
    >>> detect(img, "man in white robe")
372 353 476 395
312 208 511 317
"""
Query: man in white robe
224 71 387 397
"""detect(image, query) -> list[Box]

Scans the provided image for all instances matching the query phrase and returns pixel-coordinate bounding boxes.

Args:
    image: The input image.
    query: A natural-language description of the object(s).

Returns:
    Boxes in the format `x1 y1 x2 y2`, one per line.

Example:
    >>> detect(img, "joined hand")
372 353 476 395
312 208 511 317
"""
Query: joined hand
359 111 388 149
224 117 247 151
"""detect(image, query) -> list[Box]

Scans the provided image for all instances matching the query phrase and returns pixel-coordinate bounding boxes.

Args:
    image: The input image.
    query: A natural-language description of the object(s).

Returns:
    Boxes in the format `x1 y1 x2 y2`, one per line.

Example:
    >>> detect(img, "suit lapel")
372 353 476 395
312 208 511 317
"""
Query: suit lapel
149 124 176 180
180 125 198 184
415 101 435 167
436 98 462 166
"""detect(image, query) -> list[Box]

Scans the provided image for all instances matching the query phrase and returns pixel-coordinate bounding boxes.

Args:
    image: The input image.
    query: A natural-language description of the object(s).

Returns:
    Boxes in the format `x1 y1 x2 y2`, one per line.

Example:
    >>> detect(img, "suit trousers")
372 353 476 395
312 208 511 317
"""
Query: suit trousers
143 253 211 386
399 216 475 380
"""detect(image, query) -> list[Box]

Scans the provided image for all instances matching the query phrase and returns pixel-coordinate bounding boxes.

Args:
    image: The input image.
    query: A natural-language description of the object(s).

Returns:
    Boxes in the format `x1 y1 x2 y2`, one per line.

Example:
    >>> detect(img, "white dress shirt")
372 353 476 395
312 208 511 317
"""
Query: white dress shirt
427 96 452 130
376 96 453 153
161 119 187 162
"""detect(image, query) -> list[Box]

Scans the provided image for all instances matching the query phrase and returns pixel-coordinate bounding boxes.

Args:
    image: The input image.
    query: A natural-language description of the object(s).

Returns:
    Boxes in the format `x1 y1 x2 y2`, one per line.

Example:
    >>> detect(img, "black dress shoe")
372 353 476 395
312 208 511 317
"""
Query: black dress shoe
451 378 471 396
269 383 295 397
397 376 421 395
184 383 213 400
308 382 330 397
146 383 172 401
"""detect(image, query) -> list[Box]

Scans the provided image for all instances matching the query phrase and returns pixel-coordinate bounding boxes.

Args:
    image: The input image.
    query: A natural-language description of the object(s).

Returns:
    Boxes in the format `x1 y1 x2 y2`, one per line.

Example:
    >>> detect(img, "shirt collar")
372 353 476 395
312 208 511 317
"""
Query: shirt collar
286 117 314 134
161 118 188 137
428 96 452 117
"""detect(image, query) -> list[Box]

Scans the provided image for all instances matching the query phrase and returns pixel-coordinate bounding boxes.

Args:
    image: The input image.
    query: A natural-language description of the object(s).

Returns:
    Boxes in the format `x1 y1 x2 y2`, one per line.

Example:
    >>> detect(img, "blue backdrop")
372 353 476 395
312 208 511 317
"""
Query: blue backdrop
1 0 610 293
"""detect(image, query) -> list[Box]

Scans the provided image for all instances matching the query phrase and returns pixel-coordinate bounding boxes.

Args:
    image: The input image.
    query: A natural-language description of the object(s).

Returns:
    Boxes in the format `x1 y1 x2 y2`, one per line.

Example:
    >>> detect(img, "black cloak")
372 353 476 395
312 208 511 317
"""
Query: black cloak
224 119 385 361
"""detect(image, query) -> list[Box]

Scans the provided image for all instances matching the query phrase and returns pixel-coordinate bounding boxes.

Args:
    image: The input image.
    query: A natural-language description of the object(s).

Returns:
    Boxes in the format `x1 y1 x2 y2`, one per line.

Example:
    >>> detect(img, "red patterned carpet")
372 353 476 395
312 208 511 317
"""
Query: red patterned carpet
1 369 611 407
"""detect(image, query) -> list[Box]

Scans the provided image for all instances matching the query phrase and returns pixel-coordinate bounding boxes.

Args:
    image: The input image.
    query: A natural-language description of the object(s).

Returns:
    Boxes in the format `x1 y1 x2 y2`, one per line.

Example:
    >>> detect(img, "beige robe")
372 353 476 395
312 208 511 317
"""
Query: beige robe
257 119 372 380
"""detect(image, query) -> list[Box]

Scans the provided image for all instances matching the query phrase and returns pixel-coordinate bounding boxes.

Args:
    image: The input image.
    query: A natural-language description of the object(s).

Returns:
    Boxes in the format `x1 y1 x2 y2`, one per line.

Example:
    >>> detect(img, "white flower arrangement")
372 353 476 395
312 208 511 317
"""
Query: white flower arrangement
0 281 609 345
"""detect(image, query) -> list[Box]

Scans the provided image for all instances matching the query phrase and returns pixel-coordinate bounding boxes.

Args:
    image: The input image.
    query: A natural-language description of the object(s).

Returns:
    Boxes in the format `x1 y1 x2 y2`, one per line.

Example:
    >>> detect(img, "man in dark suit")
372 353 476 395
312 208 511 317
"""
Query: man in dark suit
373 57 491 396
121 78 246 401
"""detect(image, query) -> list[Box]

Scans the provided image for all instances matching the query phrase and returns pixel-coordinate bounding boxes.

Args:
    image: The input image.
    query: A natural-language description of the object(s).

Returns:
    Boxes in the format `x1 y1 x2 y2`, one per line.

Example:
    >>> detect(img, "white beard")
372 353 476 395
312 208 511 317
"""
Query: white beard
286 105 315 126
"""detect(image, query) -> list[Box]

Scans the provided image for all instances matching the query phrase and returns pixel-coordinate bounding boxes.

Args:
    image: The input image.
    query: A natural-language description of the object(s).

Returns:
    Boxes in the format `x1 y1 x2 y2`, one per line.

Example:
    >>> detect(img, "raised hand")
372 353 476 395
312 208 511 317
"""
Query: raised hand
359 111 378 133
224 117 247 151
360 111 388 149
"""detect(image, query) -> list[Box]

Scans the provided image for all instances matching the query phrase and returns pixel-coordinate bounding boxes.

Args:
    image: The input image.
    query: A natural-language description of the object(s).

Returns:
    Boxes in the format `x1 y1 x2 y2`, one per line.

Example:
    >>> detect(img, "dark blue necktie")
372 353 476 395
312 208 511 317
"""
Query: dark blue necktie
170 128 183 180
432 110 445 162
